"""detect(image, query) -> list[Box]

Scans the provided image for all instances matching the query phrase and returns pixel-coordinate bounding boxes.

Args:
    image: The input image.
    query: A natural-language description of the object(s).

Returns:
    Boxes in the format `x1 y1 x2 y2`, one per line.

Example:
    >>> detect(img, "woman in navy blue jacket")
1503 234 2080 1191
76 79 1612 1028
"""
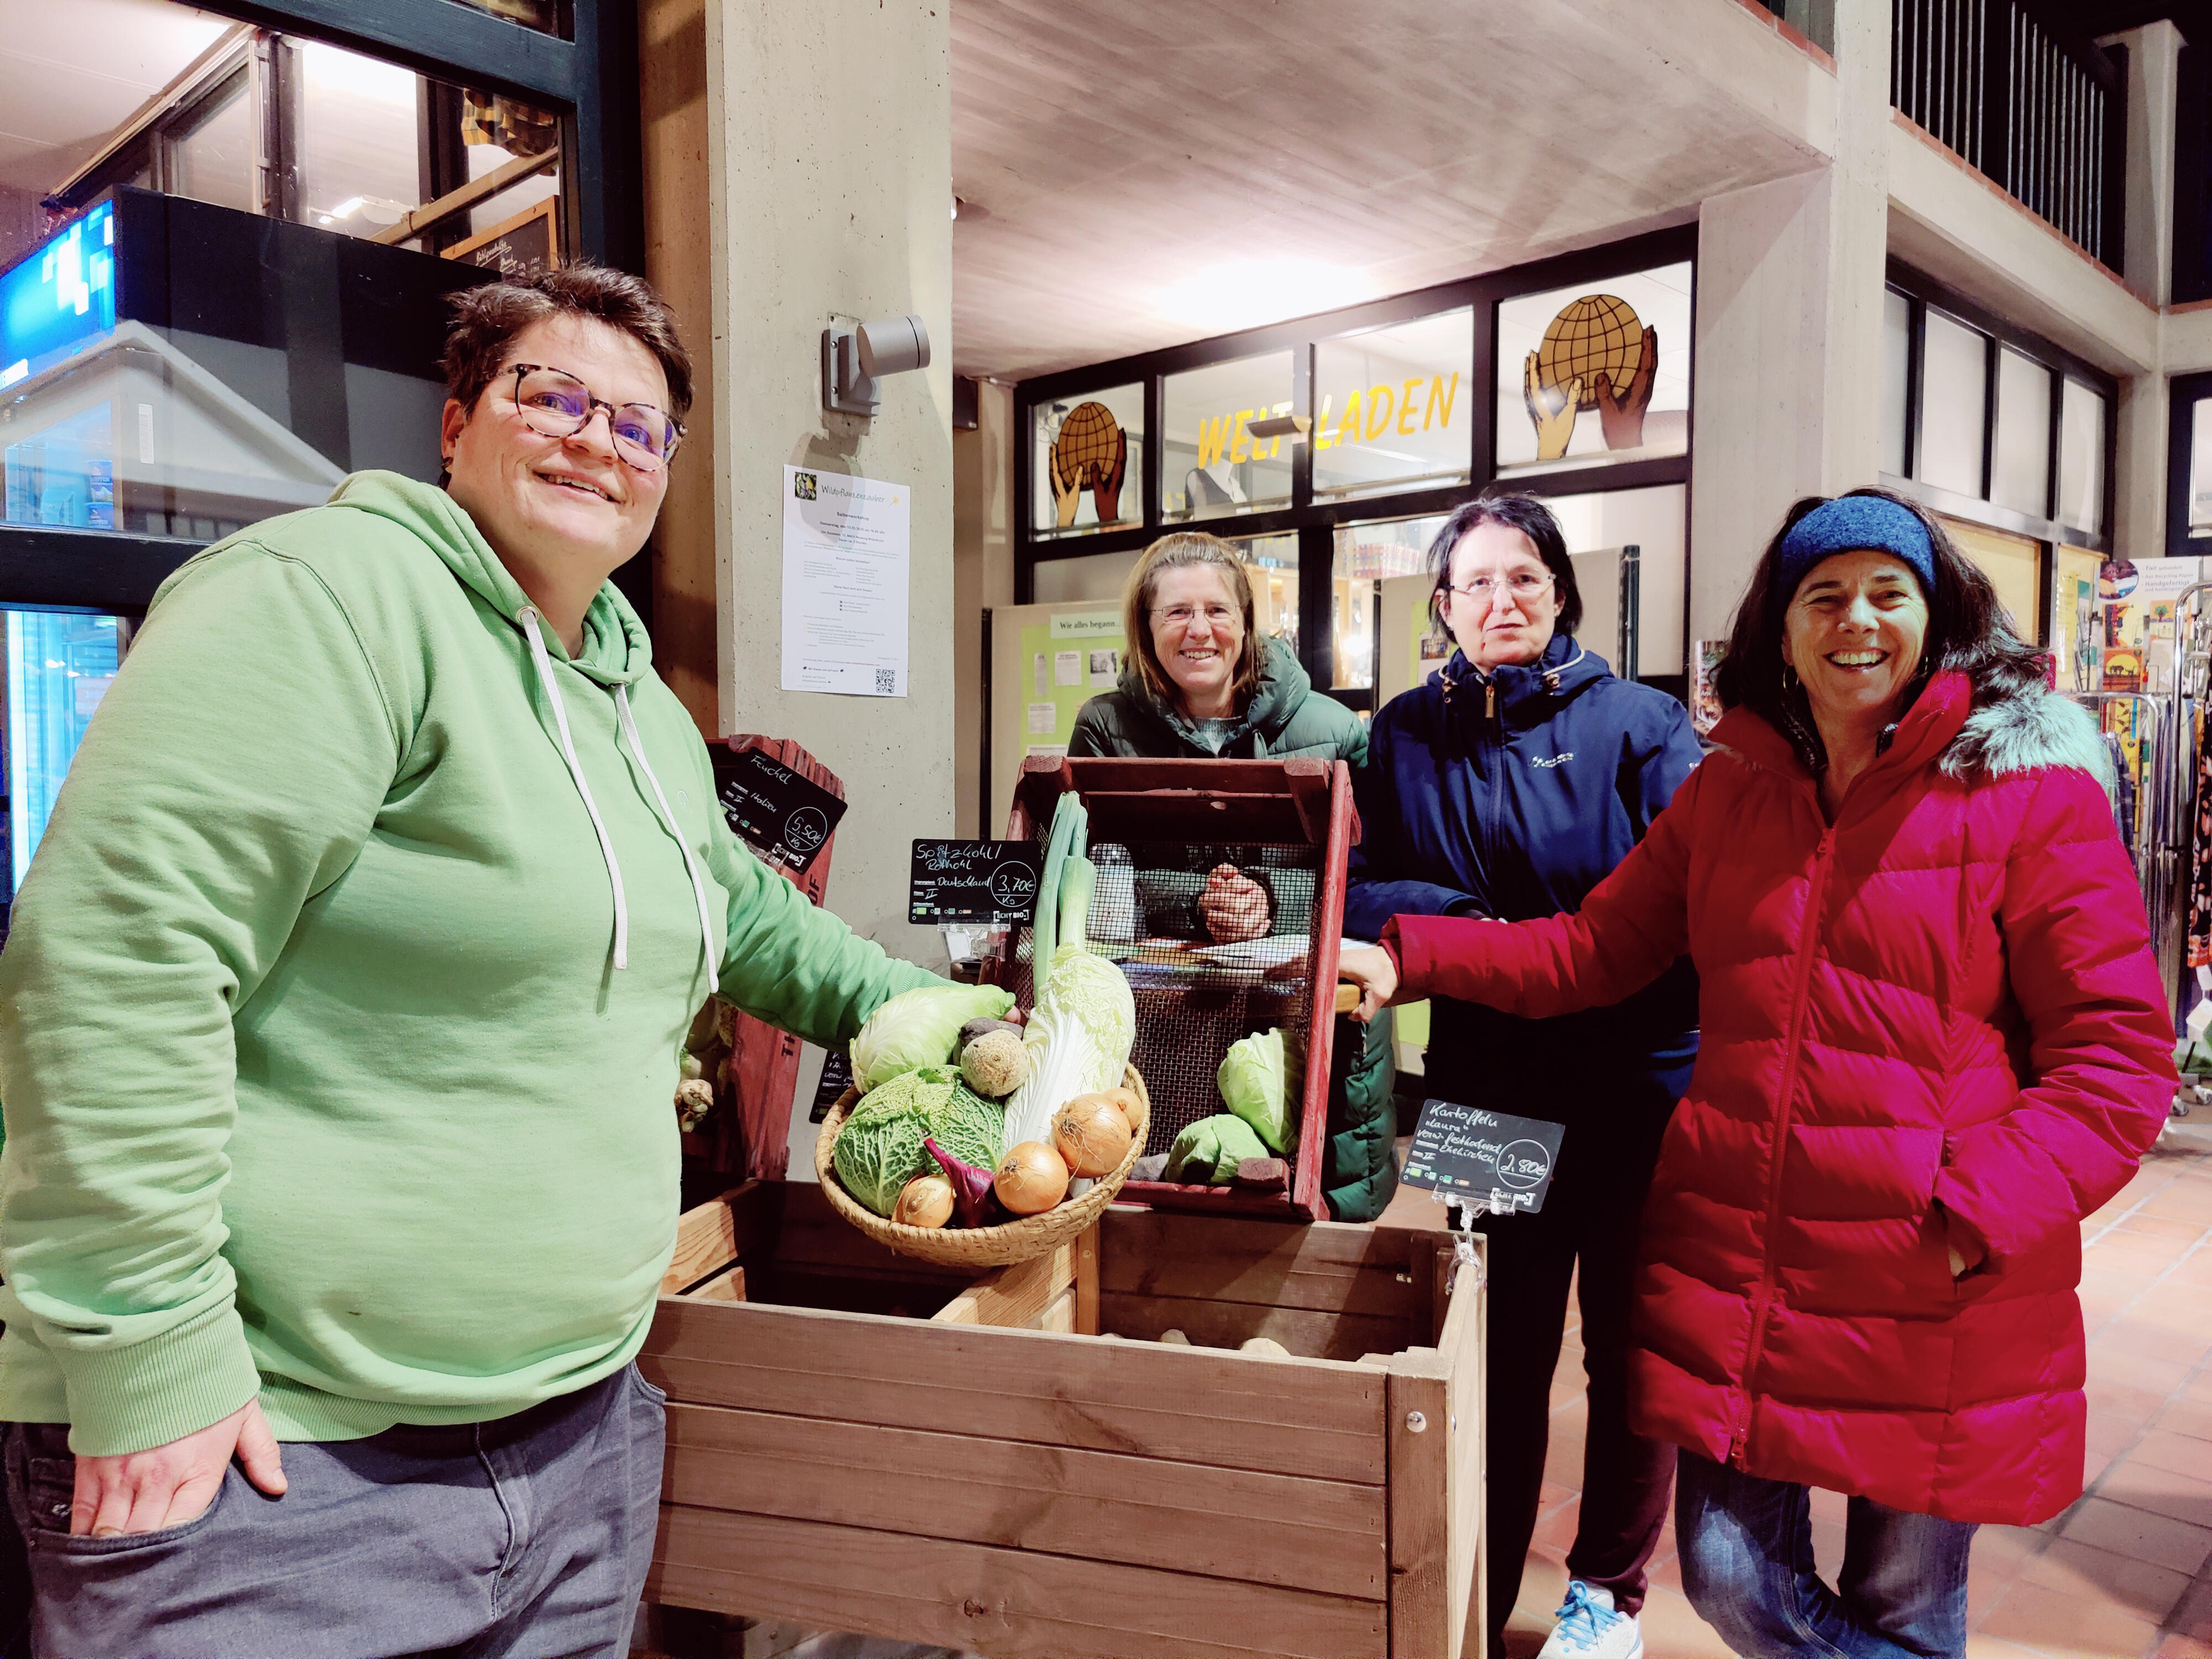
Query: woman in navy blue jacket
1347 492 1702 1659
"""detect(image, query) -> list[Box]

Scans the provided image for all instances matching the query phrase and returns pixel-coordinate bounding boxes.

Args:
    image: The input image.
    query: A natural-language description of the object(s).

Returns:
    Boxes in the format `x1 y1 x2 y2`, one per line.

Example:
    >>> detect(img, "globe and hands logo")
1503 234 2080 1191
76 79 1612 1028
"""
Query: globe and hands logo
1523 294 1659 462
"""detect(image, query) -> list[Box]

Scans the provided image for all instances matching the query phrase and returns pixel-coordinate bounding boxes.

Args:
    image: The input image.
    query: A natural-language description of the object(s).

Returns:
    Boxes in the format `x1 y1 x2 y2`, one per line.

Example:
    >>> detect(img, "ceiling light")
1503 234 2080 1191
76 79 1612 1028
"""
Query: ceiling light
330 197 365 218
1151 259 1368 336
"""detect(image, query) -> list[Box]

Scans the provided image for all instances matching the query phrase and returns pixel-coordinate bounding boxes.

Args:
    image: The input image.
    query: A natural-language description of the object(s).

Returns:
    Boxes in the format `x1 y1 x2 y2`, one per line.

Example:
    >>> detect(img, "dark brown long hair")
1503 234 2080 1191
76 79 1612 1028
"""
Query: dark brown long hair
1714 486 2046 743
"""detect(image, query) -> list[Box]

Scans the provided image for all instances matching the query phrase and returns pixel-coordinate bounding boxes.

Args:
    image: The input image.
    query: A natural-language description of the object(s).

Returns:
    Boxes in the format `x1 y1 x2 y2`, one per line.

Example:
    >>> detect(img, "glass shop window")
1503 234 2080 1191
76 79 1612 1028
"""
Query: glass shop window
1880 288 1912 477
450 0 564 33
1311 309 1473 502
1990 347 2053 519
1917 309 1988 499
1031 383 1144 539
298 44 425 237
4 611 124 905
1160 352 1294 521
2189 397 2212 537
2056 379 2106 537
1333 515 1444 692
169 72 257 216
1494 262 1692 475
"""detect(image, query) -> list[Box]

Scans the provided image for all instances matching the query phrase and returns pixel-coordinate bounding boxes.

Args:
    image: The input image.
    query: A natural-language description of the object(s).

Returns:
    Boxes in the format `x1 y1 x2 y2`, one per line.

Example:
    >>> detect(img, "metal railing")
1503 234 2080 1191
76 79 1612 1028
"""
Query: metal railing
1891 0 2126 269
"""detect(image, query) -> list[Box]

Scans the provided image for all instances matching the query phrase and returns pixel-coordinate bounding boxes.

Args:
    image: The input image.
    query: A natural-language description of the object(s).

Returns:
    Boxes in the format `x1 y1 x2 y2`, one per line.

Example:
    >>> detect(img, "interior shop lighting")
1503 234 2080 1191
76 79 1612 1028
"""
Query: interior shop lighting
1152 258 1366 335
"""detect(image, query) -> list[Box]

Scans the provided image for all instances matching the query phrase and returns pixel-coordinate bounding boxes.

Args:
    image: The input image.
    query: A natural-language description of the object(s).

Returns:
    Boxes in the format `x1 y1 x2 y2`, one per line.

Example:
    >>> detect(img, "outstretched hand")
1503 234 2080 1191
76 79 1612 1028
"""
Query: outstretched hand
1524 353 1582 462
1050 450 1083 528
72 1397 285 1537
1595 325 1658 450
1339 945 1401 1022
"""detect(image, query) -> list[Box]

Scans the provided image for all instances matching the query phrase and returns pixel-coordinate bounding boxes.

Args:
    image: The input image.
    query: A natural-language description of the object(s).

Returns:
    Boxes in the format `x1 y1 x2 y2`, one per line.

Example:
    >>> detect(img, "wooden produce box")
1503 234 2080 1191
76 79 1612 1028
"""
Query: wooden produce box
643 1181 1487 1658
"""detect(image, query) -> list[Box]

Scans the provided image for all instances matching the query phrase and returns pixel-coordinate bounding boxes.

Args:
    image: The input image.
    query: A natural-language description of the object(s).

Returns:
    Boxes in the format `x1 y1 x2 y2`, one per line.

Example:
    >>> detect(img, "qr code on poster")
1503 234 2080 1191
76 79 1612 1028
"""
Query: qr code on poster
875 668 896 694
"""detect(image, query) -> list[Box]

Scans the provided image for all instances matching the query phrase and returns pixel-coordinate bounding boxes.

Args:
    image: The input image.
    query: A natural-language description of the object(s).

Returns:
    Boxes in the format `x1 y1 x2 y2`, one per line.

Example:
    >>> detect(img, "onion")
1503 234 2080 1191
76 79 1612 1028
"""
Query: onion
892 1173 954 1229
1101 1086 1144 1135
1052 1098 1134 1178
994 1140 1070 1215
924 1137 1004 1229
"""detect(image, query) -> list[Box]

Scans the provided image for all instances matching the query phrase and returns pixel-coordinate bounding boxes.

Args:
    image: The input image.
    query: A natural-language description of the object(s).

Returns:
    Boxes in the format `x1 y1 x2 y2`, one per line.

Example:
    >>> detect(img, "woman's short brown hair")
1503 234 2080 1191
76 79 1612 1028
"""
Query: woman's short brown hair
442 264 693 418
1120 532 1264 709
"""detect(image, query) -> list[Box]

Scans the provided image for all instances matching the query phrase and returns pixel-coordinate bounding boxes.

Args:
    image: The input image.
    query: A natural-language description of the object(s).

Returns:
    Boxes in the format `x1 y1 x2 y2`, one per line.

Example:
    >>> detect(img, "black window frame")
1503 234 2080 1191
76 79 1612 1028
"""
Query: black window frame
1 0 641 618
1015 225 1698 707
1877 259 2119 648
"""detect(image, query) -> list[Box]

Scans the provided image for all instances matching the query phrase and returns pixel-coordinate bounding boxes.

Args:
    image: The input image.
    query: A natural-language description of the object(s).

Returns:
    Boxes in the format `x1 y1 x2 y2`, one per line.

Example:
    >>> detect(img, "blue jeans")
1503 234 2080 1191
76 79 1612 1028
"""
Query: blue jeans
3 1363 664 1659
1674 1449 1978 1659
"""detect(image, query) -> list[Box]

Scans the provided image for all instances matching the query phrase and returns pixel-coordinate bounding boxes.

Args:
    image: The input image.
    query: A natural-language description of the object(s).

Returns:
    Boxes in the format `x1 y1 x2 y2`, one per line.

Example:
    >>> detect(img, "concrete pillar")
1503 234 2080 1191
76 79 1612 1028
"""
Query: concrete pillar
952 378 1016 838
2112 21 2183 309
643 0 955 964
1689 0 1890 645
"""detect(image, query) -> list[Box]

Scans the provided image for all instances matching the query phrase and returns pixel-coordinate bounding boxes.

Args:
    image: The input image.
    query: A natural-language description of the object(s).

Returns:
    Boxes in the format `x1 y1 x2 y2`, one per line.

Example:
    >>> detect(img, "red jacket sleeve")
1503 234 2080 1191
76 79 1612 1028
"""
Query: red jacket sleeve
1931 768 2176 1269
1385 763 1700 1016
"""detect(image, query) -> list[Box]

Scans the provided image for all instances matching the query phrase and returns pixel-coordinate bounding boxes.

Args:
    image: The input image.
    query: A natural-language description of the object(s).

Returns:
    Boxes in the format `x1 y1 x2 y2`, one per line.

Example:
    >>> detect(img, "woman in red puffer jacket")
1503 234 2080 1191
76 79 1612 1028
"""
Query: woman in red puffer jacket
1340 489 2174 1659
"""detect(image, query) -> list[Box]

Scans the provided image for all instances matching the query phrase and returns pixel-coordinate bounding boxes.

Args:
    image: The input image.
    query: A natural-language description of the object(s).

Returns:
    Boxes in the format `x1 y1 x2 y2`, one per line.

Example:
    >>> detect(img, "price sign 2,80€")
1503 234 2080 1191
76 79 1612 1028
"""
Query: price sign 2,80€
1400 1100 1567 1214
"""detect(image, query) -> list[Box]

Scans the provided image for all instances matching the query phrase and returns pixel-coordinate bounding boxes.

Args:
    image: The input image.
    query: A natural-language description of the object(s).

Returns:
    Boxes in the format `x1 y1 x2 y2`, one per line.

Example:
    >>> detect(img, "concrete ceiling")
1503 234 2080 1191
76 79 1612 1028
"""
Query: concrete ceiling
951 0 1835 381
0 0 231 193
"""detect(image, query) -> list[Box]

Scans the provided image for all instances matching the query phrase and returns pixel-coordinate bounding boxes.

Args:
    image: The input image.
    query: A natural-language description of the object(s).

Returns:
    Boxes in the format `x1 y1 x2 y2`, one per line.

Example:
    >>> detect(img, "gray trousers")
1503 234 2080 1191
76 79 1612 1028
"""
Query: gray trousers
2 1363 665 1659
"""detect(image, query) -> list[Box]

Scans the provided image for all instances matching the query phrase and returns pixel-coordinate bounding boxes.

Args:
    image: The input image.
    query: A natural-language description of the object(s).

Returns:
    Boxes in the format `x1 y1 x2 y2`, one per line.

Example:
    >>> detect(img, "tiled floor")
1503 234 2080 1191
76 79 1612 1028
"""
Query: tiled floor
1502 1114 2212 1659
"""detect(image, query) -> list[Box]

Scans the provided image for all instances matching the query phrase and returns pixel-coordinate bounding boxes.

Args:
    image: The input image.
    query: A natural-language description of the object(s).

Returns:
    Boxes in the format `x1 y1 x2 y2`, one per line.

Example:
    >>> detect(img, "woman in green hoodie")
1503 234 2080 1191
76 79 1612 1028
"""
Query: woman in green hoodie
1067 532 1396 1221
0 268 940 1656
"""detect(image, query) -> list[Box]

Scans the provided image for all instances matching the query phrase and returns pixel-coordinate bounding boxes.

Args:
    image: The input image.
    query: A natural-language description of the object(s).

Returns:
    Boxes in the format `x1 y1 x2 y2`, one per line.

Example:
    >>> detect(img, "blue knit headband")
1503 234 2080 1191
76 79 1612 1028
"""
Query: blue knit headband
1775 497 1937 600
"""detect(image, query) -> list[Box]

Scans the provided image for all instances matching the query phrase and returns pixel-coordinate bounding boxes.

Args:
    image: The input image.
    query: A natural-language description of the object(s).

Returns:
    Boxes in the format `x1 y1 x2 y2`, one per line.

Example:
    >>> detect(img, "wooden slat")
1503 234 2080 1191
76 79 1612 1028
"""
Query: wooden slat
1442 1237 1488 1657
932 1241 1076 1329
641 1297 1387 1485
1335 981 1360 1014
1098 1212 1423 1318
1074 1222 1100 1335
772 1183 976 1286
650 1504 1388 1659
660 1400 1387 1600
660 1180 781 1294
684 1264 745 1303
1038 1280 1076 1333
1386 1352 1453 1658
1100 1291 1416 1363
370 145 556 245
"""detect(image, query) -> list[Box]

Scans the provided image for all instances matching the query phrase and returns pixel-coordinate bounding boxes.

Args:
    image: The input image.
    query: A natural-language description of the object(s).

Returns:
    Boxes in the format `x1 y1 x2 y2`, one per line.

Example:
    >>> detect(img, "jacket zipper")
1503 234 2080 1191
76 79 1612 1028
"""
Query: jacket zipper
1730 817 1837 1465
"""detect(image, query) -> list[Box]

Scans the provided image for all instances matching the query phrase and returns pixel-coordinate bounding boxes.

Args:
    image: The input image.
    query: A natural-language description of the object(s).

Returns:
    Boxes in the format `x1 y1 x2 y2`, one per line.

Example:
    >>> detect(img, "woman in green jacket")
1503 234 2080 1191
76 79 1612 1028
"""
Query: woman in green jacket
0 267 938 1656
1068 531 1396 1220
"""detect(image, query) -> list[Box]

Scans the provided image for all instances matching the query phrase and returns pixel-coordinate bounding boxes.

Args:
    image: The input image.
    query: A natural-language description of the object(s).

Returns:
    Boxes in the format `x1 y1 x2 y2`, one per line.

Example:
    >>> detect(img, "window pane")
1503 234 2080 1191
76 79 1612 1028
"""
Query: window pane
1234 533 1300 658
1880 288 1911 477
1312 309 1472 501
1941 514 2042 644
1495 262 1692 474
1333 518 1438 690
1544 483 1689 679
2057 379 2106 536
460 92 561 237
1917 310 1987 498
298 43 423 236
1990 347 2052 518
1032 550 1139 603
2189 397 2212 536
450 0 562 33
1032 384 1143 538
1160 351 1293 520
170 77 255 215
6 611 122 904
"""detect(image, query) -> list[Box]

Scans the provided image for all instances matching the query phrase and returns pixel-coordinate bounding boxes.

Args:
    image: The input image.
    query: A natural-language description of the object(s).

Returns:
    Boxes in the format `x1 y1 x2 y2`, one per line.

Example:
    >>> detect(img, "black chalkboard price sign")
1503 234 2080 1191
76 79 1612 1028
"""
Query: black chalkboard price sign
1400 1100 1567 1214
713 750 848 875
909 840 1041 924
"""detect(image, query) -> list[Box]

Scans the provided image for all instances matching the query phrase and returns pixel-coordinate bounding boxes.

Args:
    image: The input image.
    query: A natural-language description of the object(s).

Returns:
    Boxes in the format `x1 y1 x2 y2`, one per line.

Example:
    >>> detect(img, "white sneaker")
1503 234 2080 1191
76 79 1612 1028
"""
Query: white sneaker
1536 1579 1643 1659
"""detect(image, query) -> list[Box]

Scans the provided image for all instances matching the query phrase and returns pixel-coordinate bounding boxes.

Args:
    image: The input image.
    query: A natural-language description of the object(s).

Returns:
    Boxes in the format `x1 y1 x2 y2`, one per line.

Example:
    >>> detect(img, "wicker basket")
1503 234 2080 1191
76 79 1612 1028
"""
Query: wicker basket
814 1066 1150 1268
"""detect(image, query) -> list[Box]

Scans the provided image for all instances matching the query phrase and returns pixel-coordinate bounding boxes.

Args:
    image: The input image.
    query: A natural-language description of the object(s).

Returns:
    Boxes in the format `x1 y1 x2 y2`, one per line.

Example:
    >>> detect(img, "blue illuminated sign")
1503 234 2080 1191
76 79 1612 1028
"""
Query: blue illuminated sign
0 202 118 392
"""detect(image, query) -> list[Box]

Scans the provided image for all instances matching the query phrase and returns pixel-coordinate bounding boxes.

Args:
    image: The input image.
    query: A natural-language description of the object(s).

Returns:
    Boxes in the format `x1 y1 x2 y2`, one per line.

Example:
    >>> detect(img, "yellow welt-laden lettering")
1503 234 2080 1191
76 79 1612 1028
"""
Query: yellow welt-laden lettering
1313 393 1337 451
1364 383 1395 441
1334 390 1363 450
1196 415 1230 469
1426 372 1460 432
1398 378 1425 436
1229 409 1254 464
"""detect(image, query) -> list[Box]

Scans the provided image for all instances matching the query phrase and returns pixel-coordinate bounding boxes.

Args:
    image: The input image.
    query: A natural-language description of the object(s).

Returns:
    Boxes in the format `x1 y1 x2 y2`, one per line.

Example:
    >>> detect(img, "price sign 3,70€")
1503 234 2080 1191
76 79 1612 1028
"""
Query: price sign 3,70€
1400 1100 1567 1214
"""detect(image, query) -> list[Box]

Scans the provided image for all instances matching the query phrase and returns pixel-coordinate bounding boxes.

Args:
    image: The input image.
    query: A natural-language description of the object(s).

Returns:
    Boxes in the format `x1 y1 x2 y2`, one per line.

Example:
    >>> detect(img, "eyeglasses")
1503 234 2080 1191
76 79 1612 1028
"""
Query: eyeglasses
504 364 684 472
1448 572 1553 606
1152 603 1241 629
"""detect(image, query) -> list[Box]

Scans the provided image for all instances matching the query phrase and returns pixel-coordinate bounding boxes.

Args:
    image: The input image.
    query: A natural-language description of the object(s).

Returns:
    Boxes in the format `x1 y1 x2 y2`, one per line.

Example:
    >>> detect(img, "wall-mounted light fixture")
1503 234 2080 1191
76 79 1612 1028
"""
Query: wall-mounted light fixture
1246 413 1311 442
822 314 932 416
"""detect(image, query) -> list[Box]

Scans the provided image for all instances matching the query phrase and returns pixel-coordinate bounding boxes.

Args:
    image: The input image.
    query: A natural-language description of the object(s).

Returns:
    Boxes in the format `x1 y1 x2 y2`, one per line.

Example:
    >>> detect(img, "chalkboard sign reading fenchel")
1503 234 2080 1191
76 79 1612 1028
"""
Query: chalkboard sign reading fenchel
910 840 1040 925
1401 1100 1567 1214
713 750 847 875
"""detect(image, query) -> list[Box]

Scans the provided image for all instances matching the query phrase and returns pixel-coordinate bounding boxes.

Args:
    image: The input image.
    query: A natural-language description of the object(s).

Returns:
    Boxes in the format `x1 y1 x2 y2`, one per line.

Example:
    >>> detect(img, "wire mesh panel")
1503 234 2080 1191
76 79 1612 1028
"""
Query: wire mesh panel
998 757 1353 1220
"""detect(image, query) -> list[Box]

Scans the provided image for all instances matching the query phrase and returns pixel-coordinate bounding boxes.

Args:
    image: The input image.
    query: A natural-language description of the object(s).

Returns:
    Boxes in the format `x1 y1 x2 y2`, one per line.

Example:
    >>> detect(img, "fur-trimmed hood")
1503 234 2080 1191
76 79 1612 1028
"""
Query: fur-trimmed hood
1939 685 2115 793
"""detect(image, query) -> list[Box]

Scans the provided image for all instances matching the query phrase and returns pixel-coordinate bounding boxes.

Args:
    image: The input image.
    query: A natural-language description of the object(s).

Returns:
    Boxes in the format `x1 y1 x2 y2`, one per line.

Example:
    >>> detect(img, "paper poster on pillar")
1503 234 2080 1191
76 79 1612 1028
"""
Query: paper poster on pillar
779 465 911 696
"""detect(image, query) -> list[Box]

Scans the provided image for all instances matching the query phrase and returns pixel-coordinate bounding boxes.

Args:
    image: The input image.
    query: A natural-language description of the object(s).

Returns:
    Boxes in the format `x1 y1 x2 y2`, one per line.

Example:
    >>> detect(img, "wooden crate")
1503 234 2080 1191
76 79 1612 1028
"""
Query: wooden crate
644 1182 1486 1658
